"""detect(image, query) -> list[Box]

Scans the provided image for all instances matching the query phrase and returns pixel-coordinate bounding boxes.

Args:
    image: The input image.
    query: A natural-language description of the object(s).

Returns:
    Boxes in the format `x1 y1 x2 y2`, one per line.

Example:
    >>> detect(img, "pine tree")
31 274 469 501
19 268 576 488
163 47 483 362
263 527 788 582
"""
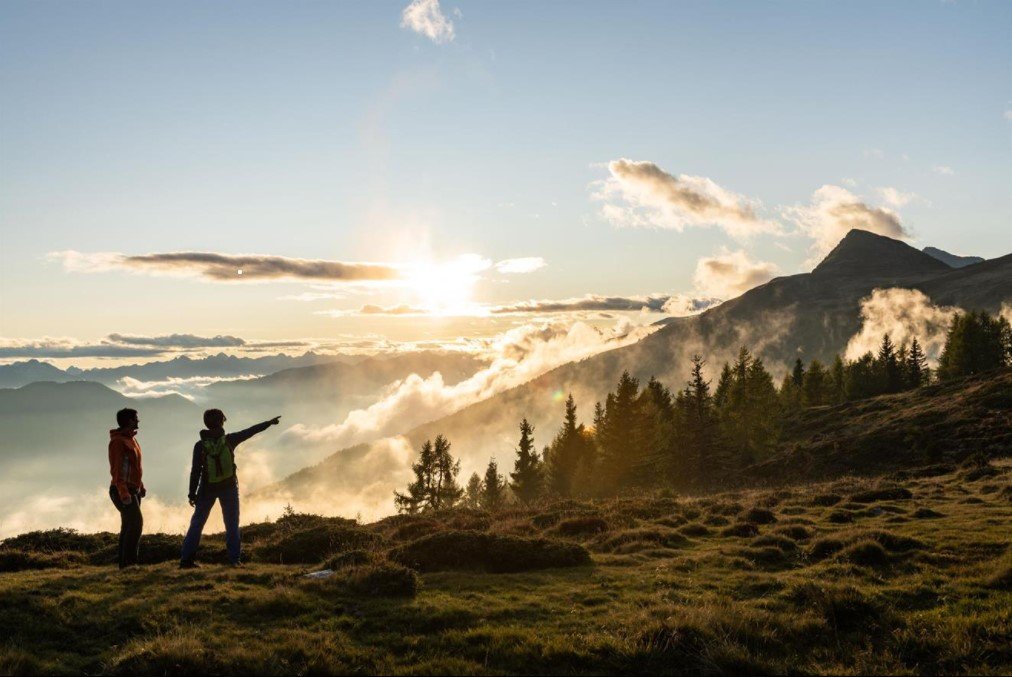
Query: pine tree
714 363 734 408
394 439 436 514
684 355 719 485
937 311 1012 379
509 418 543 503
791 358 805 388
463 472 483 510
802 359 829 406
430 434 463 510
907 338 928 387
829 354 846 404
876 334 903 394
480 457 507 511
545 394 594 497
597 373 641 490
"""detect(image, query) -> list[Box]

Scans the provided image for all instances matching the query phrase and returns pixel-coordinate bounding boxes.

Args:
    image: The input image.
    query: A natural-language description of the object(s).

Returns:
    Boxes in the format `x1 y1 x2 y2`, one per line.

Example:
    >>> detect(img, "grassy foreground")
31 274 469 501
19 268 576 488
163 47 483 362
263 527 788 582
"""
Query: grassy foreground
1 460 1009 675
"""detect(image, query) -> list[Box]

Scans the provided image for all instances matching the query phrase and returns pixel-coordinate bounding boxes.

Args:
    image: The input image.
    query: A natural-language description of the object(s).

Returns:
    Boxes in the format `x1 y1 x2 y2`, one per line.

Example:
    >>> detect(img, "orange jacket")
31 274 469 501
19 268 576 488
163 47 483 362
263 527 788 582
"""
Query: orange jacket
109 429 144 502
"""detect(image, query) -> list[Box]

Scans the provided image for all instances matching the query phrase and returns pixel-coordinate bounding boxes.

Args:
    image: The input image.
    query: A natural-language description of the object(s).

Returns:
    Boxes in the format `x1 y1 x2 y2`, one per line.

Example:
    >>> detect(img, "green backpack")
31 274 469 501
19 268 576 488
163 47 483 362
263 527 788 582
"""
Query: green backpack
202 436 235 484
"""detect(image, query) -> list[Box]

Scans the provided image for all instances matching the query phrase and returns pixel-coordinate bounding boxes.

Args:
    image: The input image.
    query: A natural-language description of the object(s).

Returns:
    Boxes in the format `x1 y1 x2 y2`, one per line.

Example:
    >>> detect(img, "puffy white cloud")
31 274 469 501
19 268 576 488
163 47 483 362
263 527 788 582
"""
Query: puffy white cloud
592 159 779 240
876 186 918 208
932 165 955 176
844 288 960 363
401 0 455 44
114 374 259 401
786 184 909 264
692 249 780 298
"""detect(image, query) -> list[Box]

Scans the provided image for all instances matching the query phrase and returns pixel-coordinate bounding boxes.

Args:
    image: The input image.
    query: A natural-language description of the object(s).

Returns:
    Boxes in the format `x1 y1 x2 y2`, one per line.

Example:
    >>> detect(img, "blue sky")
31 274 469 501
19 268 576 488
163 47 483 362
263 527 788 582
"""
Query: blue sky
1 0 1009 361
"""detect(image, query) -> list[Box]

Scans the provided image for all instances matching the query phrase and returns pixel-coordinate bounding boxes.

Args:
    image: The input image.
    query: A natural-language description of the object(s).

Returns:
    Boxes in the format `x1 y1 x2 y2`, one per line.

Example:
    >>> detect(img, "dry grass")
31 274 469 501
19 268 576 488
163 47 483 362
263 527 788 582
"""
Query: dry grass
0 460 1009 675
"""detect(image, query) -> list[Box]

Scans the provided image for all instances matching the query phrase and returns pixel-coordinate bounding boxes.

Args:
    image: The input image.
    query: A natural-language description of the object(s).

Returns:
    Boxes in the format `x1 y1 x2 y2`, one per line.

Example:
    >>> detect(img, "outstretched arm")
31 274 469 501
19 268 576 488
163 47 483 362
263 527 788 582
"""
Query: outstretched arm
226 416 281 449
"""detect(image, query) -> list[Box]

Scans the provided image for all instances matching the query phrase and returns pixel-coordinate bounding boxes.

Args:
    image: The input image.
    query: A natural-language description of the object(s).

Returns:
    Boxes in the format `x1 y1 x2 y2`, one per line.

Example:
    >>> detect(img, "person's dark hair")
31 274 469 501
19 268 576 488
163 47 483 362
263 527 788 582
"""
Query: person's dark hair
203 408 226 429
116 408 138 428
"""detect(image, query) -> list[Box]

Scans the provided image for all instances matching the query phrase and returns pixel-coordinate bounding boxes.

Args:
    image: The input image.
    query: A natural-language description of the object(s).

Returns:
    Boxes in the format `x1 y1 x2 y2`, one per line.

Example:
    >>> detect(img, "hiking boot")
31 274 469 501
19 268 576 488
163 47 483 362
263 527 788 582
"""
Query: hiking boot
179 560 199 569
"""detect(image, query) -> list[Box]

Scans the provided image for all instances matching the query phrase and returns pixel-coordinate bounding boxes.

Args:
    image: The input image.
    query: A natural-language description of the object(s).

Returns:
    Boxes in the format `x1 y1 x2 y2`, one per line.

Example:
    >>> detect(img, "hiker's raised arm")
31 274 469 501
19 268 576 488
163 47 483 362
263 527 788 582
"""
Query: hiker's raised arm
226 416 281 449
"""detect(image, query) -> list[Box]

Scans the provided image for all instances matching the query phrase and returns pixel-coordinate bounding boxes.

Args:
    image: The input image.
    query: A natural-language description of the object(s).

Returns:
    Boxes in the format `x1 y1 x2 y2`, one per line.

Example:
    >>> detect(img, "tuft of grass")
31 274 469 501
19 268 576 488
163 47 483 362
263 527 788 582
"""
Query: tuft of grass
721 522 759 538
678 523 711 538
773 525 812 541
840 539 891 567
388 530 591 573
549 516 609 538
346 563 420 597
750 534 797 552
740 507 777 525
849 486 913 503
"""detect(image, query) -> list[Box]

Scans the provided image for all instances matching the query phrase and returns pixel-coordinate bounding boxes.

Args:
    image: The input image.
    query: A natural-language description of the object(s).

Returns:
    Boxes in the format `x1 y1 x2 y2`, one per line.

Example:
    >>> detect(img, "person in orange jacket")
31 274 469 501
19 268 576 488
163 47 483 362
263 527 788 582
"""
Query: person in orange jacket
109 408 145 568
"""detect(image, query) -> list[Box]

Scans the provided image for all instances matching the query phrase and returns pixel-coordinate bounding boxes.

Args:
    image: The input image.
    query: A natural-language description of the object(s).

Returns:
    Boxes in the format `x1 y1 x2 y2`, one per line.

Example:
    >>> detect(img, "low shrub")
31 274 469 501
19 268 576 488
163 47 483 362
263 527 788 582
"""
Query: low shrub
720 523 759 538
809 537 845 561
391 519 440 542
773 525 812 541
0 549 87 572
751 535 797 552
256 524 381 564
741 507 777 525
810 494 842 507
550 516 609 537
346 563 420 597
912 507 944 519
840 540 890 567
324 549 376 570
595 528 689 553
388 530 591 573
788 583 882 632
704 515 730 527
678 523 711 537
849 486 913 503
827 510 855 524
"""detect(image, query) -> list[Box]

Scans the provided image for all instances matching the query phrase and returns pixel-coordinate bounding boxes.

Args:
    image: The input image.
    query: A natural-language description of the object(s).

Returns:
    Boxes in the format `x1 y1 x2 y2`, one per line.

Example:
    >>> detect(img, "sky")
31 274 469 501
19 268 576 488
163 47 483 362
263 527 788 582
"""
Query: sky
1 0 1010 366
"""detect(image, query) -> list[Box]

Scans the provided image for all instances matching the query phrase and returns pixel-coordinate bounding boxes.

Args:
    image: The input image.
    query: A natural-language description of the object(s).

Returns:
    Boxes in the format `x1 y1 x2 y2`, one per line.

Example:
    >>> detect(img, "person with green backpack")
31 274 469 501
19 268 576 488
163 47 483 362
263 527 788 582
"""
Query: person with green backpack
179 408 281 568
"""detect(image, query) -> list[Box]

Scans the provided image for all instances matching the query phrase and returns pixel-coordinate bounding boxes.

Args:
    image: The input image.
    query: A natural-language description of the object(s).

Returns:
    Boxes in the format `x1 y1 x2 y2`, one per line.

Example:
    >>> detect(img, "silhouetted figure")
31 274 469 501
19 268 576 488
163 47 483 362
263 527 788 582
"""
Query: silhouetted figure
109 408 145 568
179 409 280 568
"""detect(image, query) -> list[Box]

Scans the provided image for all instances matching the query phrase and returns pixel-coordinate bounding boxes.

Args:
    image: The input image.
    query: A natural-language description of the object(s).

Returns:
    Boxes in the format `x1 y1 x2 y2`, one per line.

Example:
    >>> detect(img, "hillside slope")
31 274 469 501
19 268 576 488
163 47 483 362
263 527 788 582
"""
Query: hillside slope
271 232 1012 497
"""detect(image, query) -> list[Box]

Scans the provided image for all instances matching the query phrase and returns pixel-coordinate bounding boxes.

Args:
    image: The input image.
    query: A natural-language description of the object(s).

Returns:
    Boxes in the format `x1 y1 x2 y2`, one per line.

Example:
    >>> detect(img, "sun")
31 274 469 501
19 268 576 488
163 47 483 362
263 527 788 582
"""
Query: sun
405 255 490 317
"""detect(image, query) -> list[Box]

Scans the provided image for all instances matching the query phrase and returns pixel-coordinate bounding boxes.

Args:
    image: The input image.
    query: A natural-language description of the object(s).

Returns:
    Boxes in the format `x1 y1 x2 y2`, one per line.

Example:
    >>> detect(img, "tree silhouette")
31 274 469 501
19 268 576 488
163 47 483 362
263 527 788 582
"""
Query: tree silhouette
463 472 483 510
509 418 543 503
480 457 507 510
393 435 462 513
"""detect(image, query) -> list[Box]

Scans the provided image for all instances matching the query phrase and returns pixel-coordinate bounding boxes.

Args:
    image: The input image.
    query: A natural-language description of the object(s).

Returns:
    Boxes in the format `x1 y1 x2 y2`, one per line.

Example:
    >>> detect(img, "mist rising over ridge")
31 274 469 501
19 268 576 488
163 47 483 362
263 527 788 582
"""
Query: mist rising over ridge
265 229 1012 514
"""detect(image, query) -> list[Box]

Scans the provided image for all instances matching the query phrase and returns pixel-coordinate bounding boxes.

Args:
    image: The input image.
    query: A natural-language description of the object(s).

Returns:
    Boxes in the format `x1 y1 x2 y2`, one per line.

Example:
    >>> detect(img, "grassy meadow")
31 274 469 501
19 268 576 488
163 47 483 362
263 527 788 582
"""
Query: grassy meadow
1 457 1009 675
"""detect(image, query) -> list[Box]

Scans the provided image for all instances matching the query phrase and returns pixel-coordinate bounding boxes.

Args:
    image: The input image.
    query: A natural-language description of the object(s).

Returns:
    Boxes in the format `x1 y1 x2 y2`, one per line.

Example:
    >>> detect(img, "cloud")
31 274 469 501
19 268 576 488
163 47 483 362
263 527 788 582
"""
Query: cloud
494 257 547 274
844 288 960 363
931 165 955 176
48 251 404 283
490 293 721 316
401 0 455 44
283 318 659 450
876 186 918 208
0 338 163 359
107 333 247 348
786 184 909 264
692 249 780 297
592 159 779 240
114 374 260 401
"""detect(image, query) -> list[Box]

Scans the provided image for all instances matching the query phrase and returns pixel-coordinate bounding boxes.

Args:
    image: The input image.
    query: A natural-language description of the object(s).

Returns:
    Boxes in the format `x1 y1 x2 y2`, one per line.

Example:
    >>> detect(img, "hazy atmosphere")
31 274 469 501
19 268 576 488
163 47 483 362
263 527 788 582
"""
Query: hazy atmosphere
0 4 1010 674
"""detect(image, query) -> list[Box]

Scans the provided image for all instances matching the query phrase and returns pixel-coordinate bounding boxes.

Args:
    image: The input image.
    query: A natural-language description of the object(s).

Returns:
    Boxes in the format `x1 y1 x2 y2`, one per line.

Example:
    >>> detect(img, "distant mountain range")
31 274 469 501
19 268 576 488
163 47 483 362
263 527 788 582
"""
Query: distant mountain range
0 352 354 390
923 246 985 269
268 230 1012 505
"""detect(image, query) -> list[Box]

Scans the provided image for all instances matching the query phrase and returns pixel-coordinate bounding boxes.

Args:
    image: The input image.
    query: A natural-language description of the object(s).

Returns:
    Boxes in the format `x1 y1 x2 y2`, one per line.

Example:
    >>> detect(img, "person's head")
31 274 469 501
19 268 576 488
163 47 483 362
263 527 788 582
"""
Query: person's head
116 408 139 431
203 408 226 430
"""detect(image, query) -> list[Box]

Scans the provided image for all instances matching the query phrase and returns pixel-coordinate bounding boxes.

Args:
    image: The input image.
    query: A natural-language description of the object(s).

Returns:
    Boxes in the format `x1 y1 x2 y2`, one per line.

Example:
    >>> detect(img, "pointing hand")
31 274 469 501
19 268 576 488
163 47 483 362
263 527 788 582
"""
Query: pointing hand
269 416 281 426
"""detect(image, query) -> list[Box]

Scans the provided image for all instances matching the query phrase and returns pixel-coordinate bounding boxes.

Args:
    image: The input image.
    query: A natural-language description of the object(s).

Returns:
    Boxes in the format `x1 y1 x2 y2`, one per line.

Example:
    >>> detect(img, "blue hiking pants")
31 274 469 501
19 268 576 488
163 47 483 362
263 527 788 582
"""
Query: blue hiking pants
180 482 241 564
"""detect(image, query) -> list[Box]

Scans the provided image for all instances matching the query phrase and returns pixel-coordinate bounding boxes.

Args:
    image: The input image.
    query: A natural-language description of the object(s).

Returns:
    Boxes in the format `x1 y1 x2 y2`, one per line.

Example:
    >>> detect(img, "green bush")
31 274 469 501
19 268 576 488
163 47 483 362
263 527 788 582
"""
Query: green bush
0 549 87 572
840 540 890 567
346 563 420 597
550 517 609 537
389 530 591 573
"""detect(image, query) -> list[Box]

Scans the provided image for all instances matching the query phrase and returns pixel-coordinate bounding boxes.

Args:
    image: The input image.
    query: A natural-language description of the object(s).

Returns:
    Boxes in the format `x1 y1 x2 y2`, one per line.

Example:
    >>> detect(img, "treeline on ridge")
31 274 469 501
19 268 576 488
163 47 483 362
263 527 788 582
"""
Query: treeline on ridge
394 309 1012 513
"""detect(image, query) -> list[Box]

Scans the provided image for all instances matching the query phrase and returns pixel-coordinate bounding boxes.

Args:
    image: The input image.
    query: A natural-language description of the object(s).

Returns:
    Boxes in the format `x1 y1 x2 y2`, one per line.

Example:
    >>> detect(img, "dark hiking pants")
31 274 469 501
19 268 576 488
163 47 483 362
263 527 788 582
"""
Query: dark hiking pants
109 486 143 568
